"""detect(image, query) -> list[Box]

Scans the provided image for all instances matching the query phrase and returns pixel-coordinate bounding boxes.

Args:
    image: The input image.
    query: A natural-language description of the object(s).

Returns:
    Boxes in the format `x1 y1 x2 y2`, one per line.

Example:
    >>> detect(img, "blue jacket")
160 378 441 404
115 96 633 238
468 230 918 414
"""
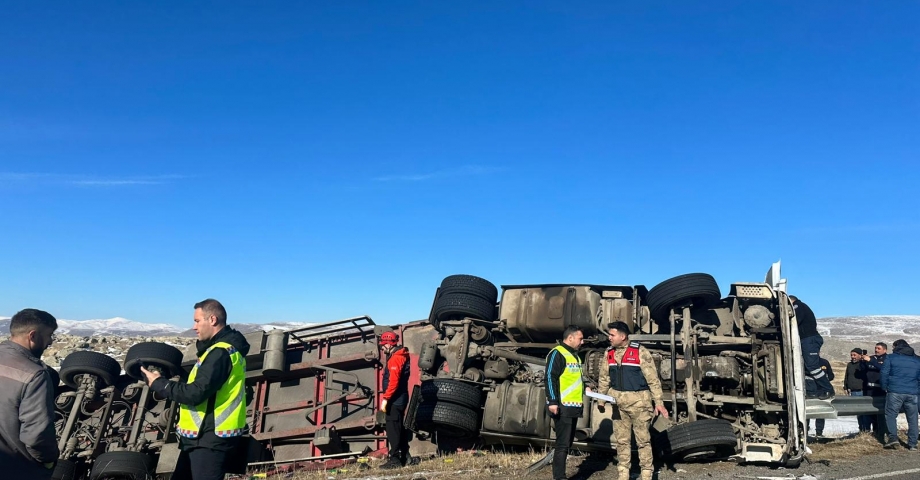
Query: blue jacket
880 344 920 395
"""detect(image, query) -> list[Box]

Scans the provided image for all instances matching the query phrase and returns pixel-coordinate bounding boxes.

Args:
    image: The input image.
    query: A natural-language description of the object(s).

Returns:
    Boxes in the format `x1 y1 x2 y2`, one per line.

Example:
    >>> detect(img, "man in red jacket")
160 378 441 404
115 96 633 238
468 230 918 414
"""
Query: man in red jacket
379 331 412 469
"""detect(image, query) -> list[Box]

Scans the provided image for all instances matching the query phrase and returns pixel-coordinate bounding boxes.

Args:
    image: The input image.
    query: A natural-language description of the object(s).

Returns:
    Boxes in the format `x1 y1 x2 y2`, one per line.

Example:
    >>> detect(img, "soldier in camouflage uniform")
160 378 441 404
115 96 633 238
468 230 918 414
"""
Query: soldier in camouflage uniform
597 321 668 480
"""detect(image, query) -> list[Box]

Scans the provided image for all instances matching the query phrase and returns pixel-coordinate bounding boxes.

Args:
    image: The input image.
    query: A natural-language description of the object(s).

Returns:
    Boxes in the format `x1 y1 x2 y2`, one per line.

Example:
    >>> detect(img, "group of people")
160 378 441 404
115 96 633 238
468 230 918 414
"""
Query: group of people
546 321 666 480
0 300 252 480
844 339 920 450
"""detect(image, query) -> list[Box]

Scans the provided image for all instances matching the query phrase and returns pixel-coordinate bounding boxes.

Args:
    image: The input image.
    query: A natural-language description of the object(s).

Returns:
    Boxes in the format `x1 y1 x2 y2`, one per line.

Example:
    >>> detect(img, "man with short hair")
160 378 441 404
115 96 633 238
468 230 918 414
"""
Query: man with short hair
141 299 251 480
378 331 413 469
545 326 586 480
880 339 920 450
597 321 668 480
0 308 60 480
844 348 870 432
790 296 834 400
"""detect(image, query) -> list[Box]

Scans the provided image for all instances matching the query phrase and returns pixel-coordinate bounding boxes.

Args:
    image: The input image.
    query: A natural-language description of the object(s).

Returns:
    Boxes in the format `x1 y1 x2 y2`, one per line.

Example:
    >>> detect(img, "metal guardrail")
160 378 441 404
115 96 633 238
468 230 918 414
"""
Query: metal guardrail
806 395 885 419
830 395 886 416
806 395 887 442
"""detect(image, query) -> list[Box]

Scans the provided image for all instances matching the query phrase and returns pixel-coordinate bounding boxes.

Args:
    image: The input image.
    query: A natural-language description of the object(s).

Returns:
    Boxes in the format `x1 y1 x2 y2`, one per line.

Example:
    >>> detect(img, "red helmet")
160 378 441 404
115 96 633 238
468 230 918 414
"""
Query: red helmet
380 331 399 346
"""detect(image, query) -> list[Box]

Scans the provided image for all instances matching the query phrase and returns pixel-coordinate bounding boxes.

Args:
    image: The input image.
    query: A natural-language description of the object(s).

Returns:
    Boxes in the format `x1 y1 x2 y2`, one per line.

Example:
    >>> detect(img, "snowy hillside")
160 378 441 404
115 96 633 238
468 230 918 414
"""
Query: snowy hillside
1 316 316 337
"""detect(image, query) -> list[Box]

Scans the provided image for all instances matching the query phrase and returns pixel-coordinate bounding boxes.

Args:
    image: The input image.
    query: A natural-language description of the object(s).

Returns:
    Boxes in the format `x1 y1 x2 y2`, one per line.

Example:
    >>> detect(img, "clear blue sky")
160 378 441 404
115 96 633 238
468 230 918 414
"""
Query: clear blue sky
1 2 917 326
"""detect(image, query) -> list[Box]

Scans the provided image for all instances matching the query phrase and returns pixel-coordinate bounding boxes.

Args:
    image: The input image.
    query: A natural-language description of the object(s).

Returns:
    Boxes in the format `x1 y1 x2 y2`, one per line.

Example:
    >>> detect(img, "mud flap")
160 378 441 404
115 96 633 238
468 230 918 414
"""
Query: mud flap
155 443 181 476
526 449 554 474
403 384 422 433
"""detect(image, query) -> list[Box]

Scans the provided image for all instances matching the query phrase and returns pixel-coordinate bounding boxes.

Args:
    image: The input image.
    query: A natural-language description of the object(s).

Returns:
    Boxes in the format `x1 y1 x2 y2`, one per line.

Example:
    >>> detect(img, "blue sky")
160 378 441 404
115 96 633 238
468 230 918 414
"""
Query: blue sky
1 2 918 326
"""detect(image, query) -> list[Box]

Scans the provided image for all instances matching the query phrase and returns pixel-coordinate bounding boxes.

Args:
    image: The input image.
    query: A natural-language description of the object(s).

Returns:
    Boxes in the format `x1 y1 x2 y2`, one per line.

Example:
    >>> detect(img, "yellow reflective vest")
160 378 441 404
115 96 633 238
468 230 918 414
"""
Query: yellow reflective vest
176 341 247 438
548 345 584 408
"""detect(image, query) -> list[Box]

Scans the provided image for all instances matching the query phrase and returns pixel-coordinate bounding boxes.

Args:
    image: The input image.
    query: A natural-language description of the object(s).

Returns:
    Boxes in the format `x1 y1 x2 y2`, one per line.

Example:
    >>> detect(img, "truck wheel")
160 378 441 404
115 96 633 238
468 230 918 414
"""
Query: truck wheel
60 351 122 388
438 275 498 303
415 402 480 437
89 451 152 480
51 459 77 480
654 419 738 462
123 342 184 381
420 379 483 409
434 293 497 323
647 273 721 323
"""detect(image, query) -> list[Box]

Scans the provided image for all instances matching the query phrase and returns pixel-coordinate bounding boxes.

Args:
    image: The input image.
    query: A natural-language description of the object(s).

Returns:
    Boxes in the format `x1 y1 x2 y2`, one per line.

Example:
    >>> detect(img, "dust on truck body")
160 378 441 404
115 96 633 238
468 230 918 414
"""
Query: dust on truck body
48 264 806 479
407 264 807 465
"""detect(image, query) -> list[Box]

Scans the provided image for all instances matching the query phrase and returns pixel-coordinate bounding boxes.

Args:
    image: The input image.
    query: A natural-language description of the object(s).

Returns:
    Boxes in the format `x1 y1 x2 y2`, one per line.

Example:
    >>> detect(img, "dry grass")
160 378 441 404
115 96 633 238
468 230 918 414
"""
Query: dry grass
245 430 913 479
808 431 887 462
251 449 548 480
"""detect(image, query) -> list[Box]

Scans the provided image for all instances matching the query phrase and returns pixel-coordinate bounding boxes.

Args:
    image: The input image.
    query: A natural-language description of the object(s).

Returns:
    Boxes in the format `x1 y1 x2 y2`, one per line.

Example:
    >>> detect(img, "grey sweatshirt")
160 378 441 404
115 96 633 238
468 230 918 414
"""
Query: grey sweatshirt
0 340 59 480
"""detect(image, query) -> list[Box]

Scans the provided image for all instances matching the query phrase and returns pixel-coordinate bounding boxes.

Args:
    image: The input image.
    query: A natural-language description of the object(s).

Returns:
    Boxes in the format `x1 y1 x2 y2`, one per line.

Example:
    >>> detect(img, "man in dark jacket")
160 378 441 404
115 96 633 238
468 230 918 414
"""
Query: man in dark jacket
141 299 251 480
0 309 59 480
545 326 586 480
791 296 834 400
880 339 920 450
378 331 413 469
861 342 888 435
844 348 871 432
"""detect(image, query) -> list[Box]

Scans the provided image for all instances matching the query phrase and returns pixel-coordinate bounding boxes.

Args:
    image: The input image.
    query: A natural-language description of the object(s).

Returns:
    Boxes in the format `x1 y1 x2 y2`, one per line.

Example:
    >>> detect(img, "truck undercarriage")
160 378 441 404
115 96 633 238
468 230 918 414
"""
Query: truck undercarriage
49 263 807 479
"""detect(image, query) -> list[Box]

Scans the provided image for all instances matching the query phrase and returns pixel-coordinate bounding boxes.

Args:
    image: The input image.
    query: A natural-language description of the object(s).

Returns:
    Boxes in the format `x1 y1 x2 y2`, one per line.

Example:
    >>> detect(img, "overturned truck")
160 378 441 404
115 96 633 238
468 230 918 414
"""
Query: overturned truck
50 264 807 479
409 265 807 466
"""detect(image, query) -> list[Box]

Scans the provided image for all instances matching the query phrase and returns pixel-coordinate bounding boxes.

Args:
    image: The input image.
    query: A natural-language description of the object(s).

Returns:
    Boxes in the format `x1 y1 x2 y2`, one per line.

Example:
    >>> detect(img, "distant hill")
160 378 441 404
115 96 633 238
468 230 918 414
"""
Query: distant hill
819 315 920 360
0 316 316 338
3 315 917 359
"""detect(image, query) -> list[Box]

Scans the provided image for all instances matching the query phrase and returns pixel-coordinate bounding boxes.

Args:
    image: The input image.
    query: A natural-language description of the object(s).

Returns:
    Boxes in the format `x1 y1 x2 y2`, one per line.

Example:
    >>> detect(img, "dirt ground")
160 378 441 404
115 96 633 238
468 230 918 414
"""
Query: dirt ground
243 431 920 480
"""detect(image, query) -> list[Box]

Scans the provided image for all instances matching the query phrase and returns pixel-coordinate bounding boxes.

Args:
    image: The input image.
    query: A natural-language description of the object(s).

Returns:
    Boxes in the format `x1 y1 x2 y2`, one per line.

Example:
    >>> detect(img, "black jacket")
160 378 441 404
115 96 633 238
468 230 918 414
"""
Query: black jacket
844 361 864 391
153 327 251 451
819 357 834 381
545 343 584 418
793 299 820 339
861 353 887 396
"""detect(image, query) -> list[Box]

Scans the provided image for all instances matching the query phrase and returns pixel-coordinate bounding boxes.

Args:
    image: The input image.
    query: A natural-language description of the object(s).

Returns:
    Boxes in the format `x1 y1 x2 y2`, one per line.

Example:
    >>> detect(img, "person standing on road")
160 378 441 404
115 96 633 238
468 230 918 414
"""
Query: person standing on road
862 342 888 436
141 299 251 480
880 339 920 450
808 357 835 437
597 321 668 480
378 331 413 469
545 326 587 480
0 308 60 480
844 347 871 432
791 296 835 400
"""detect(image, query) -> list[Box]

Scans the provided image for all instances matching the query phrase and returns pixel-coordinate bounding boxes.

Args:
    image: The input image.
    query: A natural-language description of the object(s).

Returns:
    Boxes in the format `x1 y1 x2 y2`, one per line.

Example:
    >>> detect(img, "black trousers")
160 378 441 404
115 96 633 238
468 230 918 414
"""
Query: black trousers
385 403 411 460
171 445 238 480
552 415 577 480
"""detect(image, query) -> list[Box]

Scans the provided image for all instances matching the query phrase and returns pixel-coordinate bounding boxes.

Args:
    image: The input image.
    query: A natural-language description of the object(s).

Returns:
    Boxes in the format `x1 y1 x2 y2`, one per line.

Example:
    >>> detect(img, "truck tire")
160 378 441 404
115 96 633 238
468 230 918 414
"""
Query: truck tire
420 379 483 409
51 459 76 480
654 419 738 461
438 275 498 303
415 402 480 437
89 451 152 480
433 293 497 323
123 342 184 381
60 351 122 388
647 273 721 323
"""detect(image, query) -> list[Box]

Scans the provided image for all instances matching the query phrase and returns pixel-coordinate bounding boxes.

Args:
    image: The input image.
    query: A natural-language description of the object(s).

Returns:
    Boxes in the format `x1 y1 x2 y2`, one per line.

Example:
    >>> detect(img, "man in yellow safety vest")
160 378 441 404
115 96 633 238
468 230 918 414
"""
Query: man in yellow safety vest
545 325 588 480
141 299 250 480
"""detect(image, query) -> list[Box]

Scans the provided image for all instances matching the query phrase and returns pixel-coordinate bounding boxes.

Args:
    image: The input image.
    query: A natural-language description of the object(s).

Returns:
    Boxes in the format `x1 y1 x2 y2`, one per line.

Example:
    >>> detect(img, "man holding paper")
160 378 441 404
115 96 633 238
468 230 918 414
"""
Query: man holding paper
544 325 586 480
597 321 668 480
